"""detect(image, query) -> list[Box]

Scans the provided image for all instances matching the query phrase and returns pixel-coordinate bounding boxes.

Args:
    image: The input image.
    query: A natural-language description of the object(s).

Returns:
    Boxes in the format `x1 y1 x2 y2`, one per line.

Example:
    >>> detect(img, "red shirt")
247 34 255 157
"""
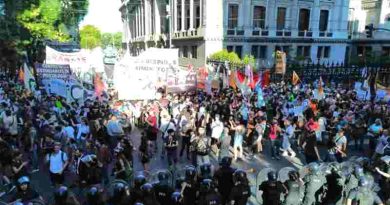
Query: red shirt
147 115 158 133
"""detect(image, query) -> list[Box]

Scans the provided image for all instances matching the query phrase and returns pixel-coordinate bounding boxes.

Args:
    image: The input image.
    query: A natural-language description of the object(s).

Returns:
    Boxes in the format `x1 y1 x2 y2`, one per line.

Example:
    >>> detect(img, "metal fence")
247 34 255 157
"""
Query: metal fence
207 60 390 87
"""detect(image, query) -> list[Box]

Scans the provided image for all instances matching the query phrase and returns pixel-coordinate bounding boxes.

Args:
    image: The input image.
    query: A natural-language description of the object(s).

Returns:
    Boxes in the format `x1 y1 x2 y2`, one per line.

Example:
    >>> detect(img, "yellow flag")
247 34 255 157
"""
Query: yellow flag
292 71 300 85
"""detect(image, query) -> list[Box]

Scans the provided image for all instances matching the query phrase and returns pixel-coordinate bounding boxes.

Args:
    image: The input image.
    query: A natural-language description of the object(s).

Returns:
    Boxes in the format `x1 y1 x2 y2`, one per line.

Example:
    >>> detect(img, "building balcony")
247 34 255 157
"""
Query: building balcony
275 29 292 37
173 27 205 39
319 31 333 37
226 27 246 36
298 30 313 37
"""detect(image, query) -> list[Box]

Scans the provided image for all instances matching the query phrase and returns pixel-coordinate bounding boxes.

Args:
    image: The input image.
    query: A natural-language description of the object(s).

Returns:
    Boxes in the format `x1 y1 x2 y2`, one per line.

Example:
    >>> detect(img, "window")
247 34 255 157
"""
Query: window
183 46 188 58
317 46 330 58
259 46 267 59
235 46 243 58
179 47 183 57
177 2 182 31
297 46 311 58
253 6 266 29
251 46 259 58
227 46 234 52
298 9 310 31
185 0 190 30
191 46 198 59
195 4 201 28
319 10 329 31
228 4 239 29
277 7 286 30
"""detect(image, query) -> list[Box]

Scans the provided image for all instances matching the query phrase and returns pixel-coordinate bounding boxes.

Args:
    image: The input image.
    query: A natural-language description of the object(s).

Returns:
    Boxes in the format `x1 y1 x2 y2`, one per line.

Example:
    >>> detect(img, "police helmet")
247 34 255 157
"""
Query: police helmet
219 157 232 167
113 182 126 196
87 186 99 197
17 176 30 185
268 171 278 182
200 163 212 176
141 183 154 195
54 186 69 200
14 202 23 205
233 169 247 185
354 166 364 177
134 175 147 188
158 171 169 182
134 203 144 205
309 162 320 174
185 166 197 181
200 179 213 193
171 191 182 202
358 177 370 188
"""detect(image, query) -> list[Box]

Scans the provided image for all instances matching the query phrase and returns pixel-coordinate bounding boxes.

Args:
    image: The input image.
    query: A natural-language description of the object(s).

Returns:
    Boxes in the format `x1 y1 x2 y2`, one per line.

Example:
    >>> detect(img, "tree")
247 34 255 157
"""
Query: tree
17 0 69 42
80 25 101 49
101 32 122 49
209 50 256 70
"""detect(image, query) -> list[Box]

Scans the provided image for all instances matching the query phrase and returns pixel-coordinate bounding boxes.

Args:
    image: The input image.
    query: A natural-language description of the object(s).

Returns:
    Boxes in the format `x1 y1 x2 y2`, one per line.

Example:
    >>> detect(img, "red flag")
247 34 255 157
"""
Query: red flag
94 73 105 100
249 73 260 89
229 71 237 90
261 70 271 88
236 71 246 84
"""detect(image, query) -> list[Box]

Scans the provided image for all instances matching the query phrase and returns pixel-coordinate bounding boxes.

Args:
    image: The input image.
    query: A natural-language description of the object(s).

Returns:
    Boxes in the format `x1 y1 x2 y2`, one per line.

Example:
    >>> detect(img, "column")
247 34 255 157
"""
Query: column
190 0 194 30
141 2 145 36
199 0 203 27
155 0 161 34
181 0 185 31
173 0 177 32
136 7 139 38
144 0 149 36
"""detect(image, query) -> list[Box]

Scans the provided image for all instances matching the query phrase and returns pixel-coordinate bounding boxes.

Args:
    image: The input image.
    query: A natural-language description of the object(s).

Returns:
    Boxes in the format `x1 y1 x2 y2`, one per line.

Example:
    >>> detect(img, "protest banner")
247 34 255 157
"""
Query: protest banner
275 51 286 74
114 48 196 100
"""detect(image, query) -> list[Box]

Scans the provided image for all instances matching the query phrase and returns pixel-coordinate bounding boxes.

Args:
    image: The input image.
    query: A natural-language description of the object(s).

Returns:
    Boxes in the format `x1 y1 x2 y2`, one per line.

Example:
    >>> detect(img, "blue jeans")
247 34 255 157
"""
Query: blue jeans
270 140 280 158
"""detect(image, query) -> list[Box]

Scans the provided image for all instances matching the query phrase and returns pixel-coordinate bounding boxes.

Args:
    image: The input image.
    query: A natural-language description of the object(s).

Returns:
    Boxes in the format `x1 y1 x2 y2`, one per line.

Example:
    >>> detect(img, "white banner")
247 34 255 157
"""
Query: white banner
114 48 196 100
46 46 105 84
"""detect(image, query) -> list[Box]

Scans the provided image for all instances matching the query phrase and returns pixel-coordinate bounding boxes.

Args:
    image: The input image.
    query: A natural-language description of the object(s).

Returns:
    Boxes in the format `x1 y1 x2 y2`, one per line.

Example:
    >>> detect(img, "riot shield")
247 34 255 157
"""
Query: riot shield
256 167 276 204
278 167 297 183
149 169 173 188
197 164 215 180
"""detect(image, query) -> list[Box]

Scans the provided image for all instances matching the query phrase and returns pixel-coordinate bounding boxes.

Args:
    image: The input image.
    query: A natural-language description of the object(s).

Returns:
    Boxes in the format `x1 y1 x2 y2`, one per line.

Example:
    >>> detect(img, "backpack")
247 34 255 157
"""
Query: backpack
196 137 210 155
48 151 68 165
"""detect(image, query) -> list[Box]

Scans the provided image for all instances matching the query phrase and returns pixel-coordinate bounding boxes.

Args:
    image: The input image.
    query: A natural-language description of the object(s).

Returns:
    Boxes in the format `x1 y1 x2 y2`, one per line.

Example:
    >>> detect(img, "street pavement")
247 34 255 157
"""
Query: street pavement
27 126 365 205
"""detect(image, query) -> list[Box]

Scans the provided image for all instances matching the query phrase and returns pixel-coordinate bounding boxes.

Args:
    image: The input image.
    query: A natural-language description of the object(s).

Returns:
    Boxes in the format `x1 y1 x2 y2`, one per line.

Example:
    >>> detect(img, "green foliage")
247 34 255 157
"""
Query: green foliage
242 54 256 68
16 0 69 42
61 0 89 27
209 50 256 70
101 32 122 49
80 25 101 49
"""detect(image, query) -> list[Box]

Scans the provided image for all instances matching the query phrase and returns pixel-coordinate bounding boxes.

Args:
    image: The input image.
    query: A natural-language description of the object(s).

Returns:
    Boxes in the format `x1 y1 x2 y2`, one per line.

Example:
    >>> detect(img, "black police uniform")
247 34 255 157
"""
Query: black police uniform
154 183 174 205
214 166 235 204
198 191 222 205
259 181 285 205
182 180 198 205
229 183 251 205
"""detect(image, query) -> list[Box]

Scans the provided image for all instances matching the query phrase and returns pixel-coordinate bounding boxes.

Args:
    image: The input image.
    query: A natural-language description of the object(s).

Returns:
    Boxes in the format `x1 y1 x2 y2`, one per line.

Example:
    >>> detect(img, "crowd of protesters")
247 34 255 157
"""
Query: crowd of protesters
0 71 389 205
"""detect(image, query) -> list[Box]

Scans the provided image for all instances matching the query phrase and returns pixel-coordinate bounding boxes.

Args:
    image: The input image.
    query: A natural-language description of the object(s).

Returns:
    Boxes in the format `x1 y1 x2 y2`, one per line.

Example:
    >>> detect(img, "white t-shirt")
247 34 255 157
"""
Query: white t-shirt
46 151 68 174
211 120 224 139
63 126 75 139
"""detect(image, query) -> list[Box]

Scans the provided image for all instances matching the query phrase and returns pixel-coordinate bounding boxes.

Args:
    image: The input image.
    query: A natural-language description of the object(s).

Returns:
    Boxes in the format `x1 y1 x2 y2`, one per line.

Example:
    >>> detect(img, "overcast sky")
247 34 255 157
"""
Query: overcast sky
79 0 122 33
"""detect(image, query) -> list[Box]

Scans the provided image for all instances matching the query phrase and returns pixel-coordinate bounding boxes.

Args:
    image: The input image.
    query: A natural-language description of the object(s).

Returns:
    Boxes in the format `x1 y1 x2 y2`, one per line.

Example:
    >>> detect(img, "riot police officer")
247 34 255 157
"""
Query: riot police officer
259 171 287 205
198 179 221 205
171 191 183 205
181 166 198 205
323 165 344 205
154 171 174 204
198 163 213 182
283 170 303 205
344 165 365 201
140 183 160 205
214 157 235 204
347 177 384 205
85 186 104 205
107 181 131 205
53 186 80 205
302 163 327 205
229 169 251 205
131 174 147 204
9 176 42 204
